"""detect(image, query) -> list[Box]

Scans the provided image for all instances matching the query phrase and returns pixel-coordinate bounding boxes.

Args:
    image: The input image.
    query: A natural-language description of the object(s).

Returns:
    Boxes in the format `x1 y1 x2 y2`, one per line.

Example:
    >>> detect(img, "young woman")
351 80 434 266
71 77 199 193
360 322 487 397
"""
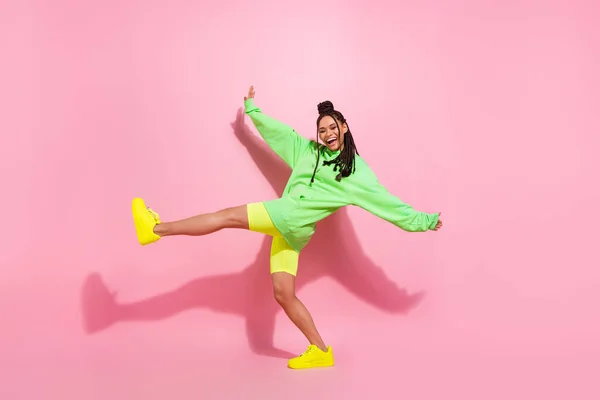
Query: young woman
131 86 443 369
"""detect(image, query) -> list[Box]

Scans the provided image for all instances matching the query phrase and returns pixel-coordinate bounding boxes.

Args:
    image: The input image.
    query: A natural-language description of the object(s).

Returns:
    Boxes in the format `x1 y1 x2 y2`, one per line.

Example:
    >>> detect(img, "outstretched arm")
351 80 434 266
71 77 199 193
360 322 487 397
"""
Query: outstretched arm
350 159 442 232
244 86 311 169
230 108 292 196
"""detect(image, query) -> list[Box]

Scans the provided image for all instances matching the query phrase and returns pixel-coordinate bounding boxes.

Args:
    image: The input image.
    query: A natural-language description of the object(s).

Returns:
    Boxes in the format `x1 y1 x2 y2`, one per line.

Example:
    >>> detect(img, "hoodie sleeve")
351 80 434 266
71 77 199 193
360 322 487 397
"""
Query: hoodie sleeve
349 158 439 232
244 98 311 169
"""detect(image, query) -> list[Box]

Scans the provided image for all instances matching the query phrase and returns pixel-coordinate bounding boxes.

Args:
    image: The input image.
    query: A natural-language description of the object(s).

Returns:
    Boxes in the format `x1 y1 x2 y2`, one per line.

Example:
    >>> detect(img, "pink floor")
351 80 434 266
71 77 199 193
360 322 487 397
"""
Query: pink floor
3 256 599 399
4 305 598 399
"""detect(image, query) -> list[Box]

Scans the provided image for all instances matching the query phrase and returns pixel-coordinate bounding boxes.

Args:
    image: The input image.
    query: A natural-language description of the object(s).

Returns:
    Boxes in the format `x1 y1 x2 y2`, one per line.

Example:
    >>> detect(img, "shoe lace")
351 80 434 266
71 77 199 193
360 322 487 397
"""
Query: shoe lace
147 207 161 223
299 345 318 357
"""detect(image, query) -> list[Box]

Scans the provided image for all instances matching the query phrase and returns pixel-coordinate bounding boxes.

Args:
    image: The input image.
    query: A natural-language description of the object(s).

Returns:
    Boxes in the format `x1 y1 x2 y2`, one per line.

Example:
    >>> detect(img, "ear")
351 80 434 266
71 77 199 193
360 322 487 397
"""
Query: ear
342 122 349 134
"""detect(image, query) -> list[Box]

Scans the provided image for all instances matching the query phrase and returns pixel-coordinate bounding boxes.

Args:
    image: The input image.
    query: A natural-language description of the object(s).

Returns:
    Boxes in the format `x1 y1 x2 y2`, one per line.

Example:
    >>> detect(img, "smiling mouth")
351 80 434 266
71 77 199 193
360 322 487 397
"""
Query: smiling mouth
326 137 338 146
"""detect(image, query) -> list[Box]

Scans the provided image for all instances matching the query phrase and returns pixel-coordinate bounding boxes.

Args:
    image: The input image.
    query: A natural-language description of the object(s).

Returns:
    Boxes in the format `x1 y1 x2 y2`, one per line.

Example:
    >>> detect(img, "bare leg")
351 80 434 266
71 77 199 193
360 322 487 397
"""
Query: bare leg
272 272 327 352
155 205 249 237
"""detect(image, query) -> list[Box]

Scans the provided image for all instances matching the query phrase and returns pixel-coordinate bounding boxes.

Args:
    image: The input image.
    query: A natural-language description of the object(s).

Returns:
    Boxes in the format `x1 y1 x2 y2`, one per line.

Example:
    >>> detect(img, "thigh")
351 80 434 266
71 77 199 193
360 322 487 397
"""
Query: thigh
247 202 281 236
270 236 300 277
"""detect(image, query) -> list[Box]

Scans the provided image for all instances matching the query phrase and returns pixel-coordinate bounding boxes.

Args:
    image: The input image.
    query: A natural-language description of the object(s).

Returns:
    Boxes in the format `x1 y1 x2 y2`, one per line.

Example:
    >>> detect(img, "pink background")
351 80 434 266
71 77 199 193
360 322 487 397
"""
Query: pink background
1 0 599 399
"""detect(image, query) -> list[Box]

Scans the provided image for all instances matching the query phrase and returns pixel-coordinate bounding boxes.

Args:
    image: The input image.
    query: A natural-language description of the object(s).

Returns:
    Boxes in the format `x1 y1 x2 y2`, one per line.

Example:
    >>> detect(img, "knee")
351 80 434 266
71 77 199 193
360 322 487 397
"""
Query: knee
218 206 247 229
273 284 295 306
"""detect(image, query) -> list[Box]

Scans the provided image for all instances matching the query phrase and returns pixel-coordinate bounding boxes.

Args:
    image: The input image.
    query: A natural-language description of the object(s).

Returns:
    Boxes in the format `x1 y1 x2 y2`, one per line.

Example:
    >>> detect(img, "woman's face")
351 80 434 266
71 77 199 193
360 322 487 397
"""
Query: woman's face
318 115 347 152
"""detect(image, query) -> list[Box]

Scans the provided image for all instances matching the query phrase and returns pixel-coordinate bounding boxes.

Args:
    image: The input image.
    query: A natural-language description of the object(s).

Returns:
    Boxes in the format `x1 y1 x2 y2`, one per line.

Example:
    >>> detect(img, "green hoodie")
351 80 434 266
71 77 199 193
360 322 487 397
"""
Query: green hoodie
244 98 439 253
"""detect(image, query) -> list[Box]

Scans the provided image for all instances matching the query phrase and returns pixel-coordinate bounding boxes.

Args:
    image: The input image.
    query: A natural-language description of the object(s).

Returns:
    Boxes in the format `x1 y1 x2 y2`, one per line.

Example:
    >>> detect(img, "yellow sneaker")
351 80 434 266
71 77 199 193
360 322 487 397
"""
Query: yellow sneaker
287 345 334 369
132 198 161 245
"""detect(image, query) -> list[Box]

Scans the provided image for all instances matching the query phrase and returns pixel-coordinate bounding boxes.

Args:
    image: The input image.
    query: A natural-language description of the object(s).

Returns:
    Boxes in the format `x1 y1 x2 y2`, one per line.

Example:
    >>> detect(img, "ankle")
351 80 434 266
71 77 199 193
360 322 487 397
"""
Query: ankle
314 343 328 352
153 223 167 236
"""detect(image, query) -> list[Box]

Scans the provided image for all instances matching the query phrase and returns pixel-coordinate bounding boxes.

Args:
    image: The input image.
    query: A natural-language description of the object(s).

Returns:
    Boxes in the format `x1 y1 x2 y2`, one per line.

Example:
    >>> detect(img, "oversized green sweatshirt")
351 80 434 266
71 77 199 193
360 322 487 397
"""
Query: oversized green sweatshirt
244 98 439 253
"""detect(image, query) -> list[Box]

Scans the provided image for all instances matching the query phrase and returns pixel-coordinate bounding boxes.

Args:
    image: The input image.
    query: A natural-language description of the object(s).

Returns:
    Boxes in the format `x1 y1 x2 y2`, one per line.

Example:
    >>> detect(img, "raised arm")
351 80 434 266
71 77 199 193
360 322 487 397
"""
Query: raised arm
244 86 311 169
350 158 441 232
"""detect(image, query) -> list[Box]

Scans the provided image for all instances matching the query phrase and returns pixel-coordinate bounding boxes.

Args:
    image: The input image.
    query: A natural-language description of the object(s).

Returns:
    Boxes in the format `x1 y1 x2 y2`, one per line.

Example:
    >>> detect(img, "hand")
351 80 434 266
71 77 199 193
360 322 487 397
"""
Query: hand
244 85 255 101
433 212 443 231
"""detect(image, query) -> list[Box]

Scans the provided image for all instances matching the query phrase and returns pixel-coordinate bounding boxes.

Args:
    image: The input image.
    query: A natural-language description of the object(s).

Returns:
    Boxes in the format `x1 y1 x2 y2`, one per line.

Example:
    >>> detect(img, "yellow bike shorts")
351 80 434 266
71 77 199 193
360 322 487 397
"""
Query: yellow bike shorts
247 202 299 276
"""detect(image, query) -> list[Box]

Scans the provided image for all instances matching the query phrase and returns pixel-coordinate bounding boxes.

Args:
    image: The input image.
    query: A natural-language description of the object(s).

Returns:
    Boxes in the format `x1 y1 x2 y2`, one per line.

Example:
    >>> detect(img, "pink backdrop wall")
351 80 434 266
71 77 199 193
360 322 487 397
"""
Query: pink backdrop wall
2 0 599 399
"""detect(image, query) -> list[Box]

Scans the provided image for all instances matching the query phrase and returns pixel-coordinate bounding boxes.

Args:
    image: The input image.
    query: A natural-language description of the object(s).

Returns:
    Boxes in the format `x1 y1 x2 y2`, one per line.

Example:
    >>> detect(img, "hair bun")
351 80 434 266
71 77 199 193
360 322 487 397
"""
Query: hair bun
317 100 335 114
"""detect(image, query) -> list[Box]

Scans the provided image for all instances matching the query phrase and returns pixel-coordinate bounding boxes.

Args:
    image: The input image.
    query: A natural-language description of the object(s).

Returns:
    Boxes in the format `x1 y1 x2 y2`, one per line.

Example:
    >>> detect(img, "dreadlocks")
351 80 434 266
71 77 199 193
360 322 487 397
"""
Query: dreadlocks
310 100 359 184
